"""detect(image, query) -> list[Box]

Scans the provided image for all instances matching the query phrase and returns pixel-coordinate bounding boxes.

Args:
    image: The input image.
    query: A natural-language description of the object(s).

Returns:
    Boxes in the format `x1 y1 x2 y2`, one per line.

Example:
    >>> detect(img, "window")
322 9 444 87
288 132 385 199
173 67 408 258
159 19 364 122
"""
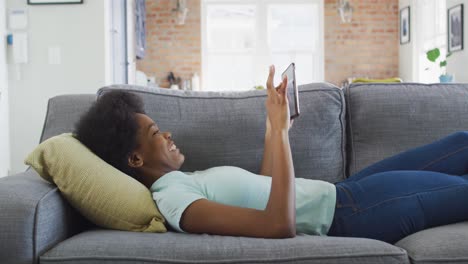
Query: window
415 0 446 83
202 0 324 91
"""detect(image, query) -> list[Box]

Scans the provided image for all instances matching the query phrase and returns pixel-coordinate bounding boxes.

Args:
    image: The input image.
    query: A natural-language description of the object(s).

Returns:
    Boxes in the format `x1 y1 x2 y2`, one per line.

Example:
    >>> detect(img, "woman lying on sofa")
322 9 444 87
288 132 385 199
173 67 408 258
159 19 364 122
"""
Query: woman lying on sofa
75 65 468 244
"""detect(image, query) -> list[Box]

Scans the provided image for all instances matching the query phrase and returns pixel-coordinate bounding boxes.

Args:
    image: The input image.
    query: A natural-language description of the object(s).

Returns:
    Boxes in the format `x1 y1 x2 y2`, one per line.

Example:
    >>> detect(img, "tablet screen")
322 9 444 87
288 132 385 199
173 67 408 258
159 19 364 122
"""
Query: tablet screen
281 63 299 119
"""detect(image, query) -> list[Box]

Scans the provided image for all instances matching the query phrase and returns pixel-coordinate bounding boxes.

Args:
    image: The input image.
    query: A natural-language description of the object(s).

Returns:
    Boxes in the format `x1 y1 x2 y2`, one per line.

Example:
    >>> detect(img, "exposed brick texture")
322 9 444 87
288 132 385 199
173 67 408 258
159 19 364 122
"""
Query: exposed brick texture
136 0 201 88
325 0 399 85
137 0 398 87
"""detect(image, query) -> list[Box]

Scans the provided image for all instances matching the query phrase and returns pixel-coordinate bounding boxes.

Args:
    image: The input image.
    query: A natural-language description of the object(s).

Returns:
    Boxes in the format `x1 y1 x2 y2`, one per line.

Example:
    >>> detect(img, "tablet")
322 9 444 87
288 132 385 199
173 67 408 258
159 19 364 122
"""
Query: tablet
281 63 300 119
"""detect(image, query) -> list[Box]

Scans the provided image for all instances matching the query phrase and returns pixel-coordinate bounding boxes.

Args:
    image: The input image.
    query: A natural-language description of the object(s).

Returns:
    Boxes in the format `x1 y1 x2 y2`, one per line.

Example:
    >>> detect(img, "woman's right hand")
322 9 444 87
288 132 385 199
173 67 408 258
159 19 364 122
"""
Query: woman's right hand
265 65 290 132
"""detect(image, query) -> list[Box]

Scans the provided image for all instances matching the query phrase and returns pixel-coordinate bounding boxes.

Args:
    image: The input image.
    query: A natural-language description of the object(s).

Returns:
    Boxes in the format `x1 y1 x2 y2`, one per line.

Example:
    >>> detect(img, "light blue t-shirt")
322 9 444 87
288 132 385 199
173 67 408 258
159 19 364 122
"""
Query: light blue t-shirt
150 166 336 236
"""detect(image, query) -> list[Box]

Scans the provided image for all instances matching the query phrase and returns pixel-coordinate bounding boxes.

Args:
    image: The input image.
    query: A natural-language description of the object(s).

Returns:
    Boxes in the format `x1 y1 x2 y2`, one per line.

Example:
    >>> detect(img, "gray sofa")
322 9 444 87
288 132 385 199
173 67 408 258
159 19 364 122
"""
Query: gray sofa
2 82 468 264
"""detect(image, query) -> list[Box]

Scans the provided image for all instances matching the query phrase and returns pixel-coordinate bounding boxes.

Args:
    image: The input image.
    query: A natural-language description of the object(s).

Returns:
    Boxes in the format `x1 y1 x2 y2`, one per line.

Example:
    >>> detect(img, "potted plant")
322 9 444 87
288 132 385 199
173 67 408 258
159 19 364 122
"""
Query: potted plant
426 48 453 83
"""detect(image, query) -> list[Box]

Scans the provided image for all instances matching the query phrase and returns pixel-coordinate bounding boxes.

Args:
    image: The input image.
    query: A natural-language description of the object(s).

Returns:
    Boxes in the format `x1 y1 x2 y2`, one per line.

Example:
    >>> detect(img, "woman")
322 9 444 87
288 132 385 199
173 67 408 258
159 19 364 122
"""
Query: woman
75 65 468 244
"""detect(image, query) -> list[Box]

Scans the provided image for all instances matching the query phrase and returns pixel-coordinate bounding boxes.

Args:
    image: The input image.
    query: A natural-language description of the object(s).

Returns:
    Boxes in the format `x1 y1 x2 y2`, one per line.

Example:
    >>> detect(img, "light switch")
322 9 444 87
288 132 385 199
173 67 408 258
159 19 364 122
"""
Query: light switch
8 9 28 30
48 46 61 65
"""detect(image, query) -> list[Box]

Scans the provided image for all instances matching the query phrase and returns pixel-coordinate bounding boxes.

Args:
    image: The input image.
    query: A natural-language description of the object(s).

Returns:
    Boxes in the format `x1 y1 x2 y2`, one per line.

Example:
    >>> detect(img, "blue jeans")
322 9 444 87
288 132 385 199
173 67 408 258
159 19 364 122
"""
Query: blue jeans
327 131 468 244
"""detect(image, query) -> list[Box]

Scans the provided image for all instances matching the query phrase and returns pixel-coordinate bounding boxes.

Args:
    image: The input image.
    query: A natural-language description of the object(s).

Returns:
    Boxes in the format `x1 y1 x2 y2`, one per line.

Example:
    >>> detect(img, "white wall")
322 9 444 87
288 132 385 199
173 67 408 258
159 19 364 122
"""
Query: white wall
127 0 136 85
0 0 11 177
399 0 416 82
446 0 468 83
7 0 111 174
400 0 467 83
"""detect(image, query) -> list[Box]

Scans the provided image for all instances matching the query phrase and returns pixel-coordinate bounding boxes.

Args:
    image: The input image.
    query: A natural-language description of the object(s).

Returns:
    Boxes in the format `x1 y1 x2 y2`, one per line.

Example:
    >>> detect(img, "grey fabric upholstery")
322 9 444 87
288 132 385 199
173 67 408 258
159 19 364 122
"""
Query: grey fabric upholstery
395 222 468 264
0 170 89 264
98 83 346 183
40 94 96 143
40 229 409 264
345 83 468 176
5 82 468 264
345 83 468 264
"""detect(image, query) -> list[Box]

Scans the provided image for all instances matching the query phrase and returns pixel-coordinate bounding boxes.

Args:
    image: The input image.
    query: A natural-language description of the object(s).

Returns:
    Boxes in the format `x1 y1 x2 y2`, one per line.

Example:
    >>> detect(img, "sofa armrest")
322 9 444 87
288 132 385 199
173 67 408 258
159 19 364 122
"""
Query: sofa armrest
0 169 89 264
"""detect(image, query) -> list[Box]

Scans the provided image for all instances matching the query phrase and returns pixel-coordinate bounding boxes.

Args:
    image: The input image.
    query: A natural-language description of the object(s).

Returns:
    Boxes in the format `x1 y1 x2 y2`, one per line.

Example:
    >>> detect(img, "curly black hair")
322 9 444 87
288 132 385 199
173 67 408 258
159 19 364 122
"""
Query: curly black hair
74 90 146 178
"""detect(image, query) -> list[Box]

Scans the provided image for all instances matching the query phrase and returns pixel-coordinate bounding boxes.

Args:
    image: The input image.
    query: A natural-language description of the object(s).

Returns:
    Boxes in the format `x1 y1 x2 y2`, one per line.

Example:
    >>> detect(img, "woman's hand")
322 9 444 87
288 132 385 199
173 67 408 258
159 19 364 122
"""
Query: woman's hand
265 65 290 132
262 84 293 177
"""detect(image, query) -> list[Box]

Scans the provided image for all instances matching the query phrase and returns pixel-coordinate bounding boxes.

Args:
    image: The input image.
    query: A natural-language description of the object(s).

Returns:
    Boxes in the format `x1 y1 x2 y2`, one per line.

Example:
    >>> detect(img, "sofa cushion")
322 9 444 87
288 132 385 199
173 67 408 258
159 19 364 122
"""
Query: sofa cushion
24 133 167 233
395 221 468 264
40 229 409 264
345 83 468 176
98 84 346 183
40 94 97 143
0 170 89 264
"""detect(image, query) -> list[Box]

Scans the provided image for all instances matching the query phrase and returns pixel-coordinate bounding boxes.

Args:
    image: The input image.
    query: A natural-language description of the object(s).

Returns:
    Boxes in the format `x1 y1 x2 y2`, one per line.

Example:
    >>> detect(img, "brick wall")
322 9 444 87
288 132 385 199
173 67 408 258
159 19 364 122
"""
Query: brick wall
136 0 201 88
325 0 399 85
137 0 398 87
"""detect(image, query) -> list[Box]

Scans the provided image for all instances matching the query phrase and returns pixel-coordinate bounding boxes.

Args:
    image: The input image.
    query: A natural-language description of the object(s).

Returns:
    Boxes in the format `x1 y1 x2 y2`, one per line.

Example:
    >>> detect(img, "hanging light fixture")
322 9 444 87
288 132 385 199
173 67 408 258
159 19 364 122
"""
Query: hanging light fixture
173 0 189 25
338 0 353 23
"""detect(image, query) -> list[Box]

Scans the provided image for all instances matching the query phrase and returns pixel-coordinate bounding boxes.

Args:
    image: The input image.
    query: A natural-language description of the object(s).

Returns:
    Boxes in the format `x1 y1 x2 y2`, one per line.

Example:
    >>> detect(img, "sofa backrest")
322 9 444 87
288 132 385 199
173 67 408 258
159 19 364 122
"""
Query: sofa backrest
345 83 468 176
40 94 96 142
97 84 346 183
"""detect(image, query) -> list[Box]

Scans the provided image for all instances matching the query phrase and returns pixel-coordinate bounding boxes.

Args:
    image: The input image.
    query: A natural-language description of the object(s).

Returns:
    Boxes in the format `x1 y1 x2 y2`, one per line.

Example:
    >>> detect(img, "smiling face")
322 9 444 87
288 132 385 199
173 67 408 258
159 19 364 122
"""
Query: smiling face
128 113 185 184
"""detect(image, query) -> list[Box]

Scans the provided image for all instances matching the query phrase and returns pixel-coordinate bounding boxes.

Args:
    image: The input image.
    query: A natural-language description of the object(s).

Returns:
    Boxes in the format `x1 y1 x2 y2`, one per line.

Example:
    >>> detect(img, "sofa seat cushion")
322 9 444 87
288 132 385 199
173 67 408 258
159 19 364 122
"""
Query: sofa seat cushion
40 229 408 264
395 221 468 264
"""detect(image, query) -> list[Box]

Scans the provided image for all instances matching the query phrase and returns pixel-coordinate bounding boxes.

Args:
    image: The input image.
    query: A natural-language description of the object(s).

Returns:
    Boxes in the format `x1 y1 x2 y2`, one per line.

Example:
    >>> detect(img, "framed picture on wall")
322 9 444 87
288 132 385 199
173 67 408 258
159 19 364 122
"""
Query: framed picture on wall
448 4 464 52
135 0 146 59
400 6 410 44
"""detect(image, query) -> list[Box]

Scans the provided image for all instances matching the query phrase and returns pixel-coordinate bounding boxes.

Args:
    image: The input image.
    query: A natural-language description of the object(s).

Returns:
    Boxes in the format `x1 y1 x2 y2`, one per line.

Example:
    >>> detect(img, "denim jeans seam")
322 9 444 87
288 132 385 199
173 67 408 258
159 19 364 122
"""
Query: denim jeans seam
418 144 468 171
347 182 468 217
336 185 359 212
336 202 356 208
414 191 428 229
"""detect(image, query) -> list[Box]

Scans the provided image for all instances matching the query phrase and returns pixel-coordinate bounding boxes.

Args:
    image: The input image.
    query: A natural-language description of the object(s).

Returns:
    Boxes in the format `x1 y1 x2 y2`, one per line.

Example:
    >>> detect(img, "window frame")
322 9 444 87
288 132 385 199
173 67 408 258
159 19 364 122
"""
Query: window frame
414 0 447 83
201 0 324 91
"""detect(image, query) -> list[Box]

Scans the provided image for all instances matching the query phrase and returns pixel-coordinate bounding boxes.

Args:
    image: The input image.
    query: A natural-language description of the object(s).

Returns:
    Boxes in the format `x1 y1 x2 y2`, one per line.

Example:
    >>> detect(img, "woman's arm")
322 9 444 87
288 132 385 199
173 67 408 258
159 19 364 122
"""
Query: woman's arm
260 116 293 177
181 65 296 238
260 118 273 176
265 128 295 235
181 129 295 238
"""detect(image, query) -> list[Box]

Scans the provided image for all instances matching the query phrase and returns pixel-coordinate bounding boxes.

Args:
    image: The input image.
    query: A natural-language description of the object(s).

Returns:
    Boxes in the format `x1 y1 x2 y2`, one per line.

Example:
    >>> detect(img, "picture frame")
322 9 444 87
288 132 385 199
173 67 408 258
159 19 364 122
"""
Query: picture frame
135 0 146 59
400 6 410 45
28 0 83 4
448 4 464 52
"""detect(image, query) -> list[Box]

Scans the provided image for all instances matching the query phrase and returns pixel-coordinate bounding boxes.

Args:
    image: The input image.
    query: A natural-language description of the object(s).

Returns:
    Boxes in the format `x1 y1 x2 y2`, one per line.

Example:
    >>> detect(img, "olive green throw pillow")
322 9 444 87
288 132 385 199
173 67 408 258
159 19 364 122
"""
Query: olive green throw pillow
24 133 167 233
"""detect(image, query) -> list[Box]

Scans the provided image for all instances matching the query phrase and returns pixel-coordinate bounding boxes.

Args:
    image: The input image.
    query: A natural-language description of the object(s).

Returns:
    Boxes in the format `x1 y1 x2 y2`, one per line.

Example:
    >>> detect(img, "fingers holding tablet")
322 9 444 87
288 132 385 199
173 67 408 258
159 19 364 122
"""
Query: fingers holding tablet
281 63 300 120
